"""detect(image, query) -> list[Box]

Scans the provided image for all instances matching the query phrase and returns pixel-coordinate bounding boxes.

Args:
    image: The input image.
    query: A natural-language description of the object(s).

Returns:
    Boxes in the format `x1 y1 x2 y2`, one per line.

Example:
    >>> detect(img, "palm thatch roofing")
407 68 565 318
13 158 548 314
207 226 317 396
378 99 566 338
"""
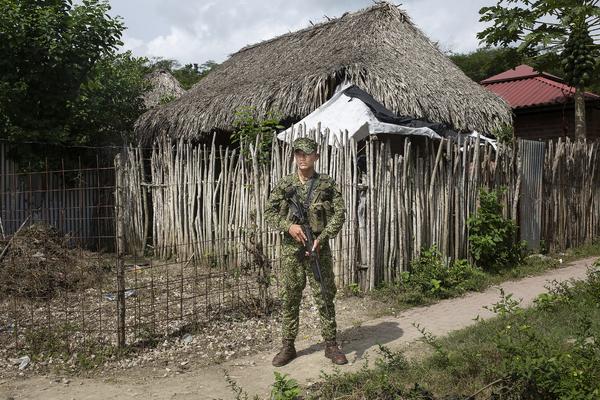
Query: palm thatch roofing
135 2 511 144
142 69 186 109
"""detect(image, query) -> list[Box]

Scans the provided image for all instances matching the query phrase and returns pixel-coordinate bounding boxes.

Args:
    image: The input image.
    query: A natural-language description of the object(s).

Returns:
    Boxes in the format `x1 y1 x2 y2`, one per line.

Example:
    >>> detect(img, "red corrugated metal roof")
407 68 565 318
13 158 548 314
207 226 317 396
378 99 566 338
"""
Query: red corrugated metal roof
481 64 600 109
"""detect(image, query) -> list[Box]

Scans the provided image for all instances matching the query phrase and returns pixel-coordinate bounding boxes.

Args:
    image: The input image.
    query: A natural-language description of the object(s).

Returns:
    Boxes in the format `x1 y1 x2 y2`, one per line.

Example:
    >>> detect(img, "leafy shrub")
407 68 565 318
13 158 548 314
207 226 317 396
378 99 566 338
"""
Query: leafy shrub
312 347 412 400
231 107 282 165
468 188 526 272
533 279 573 311
493 123 515 146
407 245 486 299
488 268 600 399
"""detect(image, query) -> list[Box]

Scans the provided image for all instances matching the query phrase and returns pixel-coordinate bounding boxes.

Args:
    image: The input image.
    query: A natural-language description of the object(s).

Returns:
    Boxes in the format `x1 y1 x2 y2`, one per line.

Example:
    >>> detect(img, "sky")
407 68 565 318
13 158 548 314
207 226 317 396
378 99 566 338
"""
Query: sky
108 0 494 65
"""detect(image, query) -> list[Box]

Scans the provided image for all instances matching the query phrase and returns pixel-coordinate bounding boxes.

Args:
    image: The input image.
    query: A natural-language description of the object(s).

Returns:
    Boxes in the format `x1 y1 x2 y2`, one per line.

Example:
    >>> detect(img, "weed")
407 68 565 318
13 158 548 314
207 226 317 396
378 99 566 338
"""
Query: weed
483 288 523 318
413 323 450 368
345 283 362 297
375 344 408 372
309 267 600 399
402 245 486 299
271 372 301 400
222 369 260 400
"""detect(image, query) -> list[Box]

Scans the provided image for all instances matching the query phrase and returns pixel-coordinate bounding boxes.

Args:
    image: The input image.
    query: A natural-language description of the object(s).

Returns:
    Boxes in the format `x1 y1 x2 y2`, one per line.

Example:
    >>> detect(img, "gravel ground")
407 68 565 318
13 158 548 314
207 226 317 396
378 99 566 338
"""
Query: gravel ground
0 286 388 380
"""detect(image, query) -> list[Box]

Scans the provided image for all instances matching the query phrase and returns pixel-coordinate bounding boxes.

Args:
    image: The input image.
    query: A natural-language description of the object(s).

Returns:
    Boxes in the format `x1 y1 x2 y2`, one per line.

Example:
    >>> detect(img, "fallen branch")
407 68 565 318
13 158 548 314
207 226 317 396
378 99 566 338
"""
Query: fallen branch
466 378 505 399
0 215 31 264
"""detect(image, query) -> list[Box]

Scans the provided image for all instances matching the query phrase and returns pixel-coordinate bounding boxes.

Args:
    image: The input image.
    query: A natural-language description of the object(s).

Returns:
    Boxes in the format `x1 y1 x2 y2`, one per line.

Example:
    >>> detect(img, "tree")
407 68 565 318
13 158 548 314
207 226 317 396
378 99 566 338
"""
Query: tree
68 52 149 146
0 0 150 167
147 58 219 89
450 47 525 83
146 57 180 72
478 0 600 138
0 0 124 142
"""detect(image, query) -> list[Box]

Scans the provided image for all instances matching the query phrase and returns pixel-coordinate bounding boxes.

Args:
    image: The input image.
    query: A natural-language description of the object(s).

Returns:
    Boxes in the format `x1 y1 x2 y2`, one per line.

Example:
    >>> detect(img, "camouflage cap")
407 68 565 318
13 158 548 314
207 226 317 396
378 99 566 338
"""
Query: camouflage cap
292 137 318 154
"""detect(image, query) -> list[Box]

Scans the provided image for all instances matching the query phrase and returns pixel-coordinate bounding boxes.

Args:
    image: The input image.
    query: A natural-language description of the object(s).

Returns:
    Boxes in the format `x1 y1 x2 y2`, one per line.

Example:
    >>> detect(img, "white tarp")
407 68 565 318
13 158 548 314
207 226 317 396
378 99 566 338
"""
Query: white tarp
278 84 441 146
468 131 497 150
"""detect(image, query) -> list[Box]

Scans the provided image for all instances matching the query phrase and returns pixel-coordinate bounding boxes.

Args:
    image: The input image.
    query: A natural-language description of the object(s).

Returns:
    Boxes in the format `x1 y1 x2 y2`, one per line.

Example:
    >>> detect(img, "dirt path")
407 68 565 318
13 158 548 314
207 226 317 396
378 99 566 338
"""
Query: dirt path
2 256 598 400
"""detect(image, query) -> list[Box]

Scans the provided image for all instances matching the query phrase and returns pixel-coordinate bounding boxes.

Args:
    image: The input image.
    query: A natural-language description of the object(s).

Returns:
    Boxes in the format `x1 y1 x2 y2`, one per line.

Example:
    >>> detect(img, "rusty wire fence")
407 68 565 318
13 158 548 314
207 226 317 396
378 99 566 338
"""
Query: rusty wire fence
0 151 119 356
0 144 357 357
0 136 599 358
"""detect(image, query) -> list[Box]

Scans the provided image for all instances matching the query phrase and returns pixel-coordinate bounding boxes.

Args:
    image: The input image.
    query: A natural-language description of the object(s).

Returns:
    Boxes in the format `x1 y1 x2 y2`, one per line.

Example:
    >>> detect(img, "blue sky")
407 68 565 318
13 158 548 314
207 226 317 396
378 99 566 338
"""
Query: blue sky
108 0 494 65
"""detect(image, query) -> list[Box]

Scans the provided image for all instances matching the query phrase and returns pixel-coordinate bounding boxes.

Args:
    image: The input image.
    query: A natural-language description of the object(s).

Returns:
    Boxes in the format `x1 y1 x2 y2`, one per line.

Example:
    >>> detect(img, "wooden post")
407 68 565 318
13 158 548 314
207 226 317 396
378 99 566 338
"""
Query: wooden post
114 153 126 349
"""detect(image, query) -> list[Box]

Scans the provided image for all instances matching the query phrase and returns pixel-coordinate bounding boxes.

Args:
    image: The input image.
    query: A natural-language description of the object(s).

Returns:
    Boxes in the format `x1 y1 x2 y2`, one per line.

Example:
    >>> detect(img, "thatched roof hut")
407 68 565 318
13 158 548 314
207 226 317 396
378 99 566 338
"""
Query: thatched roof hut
135 2 511 144
143 69 186 109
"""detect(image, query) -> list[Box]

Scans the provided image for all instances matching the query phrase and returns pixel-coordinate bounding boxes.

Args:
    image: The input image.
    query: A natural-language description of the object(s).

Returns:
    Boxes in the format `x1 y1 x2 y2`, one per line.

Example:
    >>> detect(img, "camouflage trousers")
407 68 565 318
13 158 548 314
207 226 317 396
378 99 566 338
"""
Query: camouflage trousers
280 237 337 342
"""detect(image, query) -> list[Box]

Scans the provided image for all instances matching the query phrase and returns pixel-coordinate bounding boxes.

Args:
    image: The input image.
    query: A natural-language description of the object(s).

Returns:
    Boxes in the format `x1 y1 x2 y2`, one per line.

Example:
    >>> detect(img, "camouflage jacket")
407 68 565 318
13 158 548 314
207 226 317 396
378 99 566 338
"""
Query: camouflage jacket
264 172 345 243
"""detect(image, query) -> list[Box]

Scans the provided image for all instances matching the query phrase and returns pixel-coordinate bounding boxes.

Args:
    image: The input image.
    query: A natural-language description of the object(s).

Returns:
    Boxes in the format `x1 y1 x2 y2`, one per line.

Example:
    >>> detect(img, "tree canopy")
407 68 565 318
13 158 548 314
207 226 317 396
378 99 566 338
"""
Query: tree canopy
449 47 525 83
0 0 152 166
145 58 219 90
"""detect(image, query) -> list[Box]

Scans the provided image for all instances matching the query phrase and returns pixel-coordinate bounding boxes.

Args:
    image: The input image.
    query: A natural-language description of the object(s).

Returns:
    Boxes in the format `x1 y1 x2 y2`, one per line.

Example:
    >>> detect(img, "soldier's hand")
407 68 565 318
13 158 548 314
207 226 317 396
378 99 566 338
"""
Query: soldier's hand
310 239 320 255
288 224 307 245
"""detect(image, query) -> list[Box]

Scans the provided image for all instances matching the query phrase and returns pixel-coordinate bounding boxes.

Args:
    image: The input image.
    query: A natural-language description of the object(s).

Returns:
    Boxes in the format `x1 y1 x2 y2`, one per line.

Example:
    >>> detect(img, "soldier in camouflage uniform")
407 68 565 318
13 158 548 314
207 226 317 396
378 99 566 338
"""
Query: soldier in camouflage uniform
265 137 348 366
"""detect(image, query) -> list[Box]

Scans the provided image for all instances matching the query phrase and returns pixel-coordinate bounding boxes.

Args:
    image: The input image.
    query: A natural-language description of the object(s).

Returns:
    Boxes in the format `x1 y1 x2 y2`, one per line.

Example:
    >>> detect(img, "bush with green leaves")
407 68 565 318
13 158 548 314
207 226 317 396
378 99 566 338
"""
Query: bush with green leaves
406 245 486 299
468 188 526 272
489 267 600 399
231 107 283 166
493 124 514 146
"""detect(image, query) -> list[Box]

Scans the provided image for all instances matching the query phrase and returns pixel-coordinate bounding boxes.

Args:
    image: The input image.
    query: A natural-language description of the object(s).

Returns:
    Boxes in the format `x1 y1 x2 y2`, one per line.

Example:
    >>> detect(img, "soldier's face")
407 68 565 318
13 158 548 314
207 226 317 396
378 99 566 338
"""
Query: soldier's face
294 150 319 171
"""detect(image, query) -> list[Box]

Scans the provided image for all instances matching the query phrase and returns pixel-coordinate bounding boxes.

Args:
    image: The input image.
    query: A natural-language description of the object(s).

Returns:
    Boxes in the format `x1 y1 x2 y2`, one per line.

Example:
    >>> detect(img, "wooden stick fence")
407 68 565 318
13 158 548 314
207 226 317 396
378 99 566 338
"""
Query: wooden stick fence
542 138 600 252
119 134 600 291
3 135 599 354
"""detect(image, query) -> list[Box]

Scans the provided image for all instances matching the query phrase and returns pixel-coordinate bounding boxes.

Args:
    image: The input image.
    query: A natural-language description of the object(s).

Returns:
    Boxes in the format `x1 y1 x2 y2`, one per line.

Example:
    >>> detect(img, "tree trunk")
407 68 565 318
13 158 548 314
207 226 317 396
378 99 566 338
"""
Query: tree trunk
574 87 586 139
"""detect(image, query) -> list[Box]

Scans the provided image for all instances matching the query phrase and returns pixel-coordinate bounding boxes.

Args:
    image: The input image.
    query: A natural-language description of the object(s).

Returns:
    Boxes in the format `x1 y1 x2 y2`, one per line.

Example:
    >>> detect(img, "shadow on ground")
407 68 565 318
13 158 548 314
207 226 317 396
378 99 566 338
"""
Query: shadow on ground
296 321 404 360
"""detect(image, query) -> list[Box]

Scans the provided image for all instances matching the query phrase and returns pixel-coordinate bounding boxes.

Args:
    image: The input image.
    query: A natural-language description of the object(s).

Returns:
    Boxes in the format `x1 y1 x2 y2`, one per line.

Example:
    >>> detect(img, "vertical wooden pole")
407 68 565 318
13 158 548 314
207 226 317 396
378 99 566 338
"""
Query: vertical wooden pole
115 153 126 349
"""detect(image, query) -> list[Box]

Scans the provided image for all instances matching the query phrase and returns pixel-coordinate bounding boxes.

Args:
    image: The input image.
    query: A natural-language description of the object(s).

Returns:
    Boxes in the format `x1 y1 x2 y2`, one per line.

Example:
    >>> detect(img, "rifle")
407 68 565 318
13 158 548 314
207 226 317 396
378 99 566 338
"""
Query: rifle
288 190 330 315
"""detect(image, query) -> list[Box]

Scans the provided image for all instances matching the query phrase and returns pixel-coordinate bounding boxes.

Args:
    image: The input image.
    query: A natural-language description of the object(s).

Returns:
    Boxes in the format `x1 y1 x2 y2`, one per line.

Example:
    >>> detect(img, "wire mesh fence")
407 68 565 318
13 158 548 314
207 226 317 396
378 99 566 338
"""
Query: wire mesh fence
0 152 119 357
0 135 599 359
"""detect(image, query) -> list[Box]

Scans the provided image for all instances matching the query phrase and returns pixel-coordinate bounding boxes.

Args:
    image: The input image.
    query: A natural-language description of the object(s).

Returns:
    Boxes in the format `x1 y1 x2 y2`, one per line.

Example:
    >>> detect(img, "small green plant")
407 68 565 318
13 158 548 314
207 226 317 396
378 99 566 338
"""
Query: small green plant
534 279 573 311
271 372 300 400
346 282 362 297
494 309 600 399
468 188 526 272
539 239 549 255
231 107 283 165
407 245 486 299
373 246 486 308
159 93 177 104
223 369 260 400
484 273 600 399
484 288 523 318
413 323 450 367
375 344 408 372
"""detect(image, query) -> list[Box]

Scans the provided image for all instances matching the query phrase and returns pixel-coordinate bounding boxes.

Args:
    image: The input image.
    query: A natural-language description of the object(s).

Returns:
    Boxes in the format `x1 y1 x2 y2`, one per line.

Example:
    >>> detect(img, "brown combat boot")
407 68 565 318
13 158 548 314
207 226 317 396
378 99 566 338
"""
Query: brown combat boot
325 340 348 365
272 339 297 367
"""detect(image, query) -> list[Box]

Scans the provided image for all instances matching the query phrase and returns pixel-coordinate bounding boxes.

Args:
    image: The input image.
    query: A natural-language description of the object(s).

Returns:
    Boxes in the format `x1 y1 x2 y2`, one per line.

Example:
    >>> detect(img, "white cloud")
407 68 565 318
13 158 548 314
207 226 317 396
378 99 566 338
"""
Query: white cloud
120 34 146 54
145 27 197 61
403 0 489 54
112 0 490 63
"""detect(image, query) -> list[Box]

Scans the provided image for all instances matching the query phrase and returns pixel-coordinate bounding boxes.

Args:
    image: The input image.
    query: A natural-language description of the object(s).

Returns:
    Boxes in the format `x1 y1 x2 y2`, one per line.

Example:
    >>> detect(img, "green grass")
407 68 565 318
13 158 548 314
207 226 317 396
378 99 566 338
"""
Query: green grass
366 240 600 313
309 261 600 399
